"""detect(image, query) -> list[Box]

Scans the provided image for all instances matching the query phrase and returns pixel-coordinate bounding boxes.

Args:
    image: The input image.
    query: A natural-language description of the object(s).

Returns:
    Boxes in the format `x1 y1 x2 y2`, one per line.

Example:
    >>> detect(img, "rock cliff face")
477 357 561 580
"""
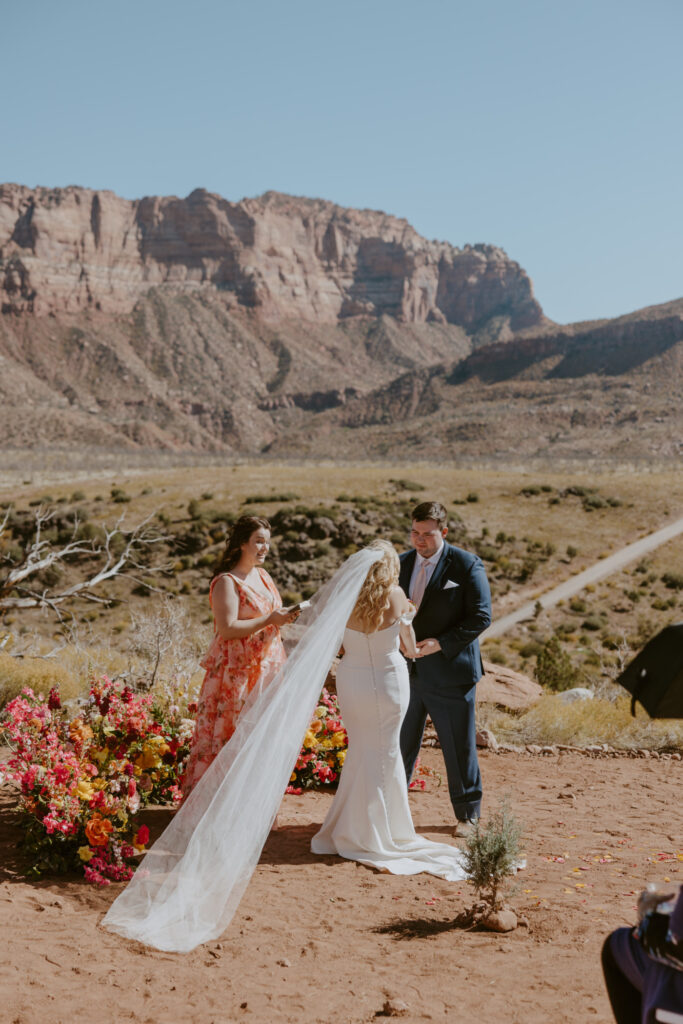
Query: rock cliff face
0 185 543 333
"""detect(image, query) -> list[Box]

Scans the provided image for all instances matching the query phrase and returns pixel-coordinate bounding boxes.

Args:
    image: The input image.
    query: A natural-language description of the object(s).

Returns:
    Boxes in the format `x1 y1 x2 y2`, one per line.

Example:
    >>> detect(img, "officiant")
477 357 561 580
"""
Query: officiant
399 500 492 838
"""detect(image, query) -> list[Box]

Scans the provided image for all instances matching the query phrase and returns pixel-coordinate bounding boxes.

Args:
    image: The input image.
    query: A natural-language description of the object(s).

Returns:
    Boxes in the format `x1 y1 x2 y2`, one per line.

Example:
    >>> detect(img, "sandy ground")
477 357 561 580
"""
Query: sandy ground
1 747 681 1024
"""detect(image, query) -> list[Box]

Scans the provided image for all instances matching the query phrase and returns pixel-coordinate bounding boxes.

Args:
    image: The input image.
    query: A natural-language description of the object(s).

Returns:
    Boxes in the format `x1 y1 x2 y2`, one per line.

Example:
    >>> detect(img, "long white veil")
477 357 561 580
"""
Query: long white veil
101 546 383 953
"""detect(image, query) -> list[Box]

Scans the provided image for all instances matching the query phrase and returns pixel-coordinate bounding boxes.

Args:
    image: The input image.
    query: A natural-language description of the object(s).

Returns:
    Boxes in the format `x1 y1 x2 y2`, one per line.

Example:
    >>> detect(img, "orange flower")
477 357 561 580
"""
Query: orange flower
69 719 94 747
85 813 113 847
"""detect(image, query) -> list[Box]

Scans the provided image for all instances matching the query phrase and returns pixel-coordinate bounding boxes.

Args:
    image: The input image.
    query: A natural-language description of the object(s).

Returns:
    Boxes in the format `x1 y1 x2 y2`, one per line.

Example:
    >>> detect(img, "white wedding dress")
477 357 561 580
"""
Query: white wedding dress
311 620 467 881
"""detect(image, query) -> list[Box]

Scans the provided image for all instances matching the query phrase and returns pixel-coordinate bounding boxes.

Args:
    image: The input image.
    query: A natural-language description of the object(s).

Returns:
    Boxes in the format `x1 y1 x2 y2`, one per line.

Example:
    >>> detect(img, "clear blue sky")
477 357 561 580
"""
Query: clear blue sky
3 0 682 324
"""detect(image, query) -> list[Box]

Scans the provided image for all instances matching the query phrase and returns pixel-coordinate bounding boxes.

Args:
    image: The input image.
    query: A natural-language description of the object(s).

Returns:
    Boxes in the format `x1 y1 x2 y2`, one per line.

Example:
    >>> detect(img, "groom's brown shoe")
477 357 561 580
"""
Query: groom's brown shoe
453 817 479 839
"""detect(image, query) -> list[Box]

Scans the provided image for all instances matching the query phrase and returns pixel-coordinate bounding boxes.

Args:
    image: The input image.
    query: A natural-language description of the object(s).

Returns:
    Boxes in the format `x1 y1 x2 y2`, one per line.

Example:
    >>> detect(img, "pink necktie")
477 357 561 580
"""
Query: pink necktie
411 560 428 608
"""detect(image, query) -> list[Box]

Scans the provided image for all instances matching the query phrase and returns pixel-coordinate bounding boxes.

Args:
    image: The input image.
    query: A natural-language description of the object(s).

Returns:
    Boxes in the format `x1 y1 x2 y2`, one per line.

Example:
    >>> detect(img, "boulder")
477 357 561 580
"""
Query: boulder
557 687 594 703
478 661 542 711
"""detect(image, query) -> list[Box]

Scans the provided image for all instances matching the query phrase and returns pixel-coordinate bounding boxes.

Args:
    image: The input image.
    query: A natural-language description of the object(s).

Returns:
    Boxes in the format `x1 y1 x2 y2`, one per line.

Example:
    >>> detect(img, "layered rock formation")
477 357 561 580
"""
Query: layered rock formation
0 185 543 334
0 182 679 462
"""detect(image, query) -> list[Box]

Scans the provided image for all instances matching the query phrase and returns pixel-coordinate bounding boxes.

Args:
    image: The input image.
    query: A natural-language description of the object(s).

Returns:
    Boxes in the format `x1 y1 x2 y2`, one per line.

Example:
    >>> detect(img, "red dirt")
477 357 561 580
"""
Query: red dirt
1 748 681 1024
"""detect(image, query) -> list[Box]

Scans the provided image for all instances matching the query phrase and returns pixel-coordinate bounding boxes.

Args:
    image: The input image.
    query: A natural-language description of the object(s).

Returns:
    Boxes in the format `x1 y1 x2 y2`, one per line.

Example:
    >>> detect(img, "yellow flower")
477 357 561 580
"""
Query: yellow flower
136 748 160 770
92 778 107 791
78 846 94 862
147 736 171 755
320 738 334 750
337 750 346 766
331 732 346 747
76 778 95 802
303 730 317 749
290 772 297 782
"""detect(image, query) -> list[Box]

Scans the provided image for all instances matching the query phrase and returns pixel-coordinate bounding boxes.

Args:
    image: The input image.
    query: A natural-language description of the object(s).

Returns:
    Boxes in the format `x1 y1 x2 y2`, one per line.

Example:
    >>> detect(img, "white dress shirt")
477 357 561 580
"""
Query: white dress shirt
409 538 444 603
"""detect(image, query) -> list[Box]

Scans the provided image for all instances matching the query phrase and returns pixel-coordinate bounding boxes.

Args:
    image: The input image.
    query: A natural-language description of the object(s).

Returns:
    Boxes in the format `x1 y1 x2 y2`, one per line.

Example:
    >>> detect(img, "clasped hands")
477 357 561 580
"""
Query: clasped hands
401 637 441 658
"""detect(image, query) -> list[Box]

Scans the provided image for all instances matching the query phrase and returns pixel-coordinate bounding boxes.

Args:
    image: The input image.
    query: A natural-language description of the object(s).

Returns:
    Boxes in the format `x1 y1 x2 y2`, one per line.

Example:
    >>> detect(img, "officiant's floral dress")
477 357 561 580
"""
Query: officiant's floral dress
182 569 286 795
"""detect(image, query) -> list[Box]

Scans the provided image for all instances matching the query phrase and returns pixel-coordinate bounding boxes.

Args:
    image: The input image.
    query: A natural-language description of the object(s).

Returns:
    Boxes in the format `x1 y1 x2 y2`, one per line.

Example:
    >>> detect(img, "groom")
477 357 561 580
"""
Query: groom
399 500 492 837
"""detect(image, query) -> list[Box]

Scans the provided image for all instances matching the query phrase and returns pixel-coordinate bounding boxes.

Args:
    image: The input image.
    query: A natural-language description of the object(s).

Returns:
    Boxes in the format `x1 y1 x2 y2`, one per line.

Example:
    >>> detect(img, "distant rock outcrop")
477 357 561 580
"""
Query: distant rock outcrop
0 184 543 333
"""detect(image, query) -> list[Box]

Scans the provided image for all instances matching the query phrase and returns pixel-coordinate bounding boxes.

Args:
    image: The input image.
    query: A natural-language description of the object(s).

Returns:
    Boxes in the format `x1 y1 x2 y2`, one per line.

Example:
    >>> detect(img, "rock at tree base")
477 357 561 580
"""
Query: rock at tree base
483 909 518 932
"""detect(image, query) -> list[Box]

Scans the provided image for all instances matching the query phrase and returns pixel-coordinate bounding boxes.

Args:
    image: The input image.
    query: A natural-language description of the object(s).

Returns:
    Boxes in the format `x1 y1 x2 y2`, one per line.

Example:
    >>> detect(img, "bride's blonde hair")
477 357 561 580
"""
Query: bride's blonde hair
353 540 400 632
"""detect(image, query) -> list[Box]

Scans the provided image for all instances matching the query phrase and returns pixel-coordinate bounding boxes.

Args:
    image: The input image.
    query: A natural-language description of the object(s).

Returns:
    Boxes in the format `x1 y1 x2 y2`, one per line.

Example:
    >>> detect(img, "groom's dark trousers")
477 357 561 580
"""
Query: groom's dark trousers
399 542 491 822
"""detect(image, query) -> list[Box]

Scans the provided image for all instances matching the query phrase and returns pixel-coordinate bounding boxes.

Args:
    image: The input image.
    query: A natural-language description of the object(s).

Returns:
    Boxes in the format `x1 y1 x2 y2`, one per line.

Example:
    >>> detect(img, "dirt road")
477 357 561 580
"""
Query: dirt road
484 514 683 639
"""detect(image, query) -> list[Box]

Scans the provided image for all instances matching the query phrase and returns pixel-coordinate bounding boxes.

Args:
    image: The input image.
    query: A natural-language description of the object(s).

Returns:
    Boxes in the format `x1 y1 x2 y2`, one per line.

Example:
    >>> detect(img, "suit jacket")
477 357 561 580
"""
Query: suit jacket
399 542 492 690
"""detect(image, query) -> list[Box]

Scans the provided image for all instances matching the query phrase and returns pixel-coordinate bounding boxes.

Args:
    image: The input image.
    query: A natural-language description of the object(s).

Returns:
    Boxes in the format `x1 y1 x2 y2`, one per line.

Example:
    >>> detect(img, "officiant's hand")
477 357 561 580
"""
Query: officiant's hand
416 638 441 658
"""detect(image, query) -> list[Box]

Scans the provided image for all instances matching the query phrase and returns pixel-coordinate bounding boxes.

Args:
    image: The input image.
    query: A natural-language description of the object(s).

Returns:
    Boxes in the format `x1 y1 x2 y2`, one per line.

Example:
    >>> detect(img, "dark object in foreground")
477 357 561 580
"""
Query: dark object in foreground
616 624 683 719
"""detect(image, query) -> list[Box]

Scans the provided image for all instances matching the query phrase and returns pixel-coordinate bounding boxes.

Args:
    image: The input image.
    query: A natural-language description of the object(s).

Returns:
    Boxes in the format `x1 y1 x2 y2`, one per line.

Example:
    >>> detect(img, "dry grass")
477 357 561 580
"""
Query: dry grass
0 651 80 708
483 694 683 751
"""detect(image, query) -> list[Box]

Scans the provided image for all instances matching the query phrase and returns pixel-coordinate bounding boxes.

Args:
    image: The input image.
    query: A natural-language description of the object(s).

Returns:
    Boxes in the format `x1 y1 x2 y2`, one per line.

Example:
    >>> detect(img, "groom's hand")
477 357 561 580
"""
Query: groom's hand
416 638 441 657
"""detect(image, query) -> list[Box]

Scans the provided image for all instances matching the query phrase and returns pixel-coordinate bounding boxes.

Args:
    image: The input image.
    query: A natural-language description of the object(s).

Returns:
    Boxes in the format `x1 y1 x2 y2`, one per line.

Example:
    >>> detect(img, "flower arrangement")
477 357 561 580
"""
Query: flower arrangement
286 688 347 793
1 677 193 884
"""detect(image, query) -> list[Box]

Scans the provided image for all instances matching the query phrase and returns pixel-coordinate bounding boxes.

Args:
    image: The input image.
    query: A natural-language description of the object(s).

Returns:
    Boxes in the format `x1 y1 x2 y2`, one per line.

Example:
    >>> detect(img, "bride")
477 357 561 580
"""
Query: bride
102 541 466 953
311 541 467 880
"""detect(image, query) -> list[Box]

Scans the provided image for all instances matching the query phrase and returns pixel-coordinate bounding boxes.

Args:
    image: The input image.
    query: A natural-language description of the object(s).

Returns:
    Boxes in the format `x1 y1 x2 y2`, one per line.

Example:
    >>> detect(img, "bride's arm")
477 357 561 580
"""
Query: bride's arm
390 587 419 658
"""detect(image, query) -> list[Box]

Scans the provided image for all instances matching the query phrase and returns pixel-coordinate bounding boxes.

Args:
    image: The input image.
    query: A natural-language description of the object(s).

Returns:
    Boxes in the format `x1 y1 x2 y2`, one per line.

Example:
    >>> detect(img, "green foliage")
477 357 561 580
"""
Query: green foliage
388 478 425 492
244 492 300 504
535 636 577 691
462 798 523 911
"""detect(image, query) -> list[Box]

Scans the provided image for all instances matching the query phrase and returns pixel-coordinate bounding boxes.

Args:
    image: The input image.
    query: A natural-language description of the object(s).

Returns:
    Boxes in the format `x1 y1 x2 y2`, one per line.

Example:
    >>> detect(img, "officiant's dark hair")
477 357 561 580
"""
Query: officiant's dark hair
412 501 447 528
213 515 271 576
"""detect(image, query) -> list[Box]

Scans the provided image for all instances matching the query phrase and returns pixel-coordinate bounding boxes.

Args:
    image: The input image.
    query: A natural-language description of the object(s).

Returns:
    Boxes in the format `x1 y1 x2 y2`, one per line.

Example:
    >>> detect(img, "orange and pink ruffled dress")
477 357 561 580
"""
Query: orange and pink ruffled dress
183 569 286 795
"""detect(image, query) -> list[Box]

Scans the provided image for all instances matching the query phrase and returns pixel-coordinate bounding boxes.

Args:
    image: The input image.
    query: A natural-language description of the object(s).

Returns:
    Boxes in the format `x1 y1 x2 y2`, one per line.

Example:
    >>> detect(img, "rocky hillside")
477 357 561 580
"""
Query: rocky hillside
0 184 680 461
0 184 542 333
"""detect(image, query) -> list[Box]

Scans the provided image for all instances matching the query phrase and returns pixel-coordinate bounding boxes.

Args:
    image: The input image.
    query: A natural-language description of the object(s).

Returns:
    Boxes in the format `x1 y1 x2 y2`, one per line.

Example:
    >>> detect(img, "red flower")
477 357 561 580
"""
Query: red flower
136 824 150 846
47 687 62 711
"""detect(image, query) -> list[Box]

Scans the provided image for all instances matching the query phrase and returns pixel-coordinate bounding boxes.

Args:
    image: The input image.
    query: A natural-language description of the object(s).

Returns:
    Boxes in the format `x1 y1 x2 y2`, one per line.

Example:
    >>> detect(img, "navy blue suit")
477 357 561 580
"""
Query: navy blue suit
399 542 492 821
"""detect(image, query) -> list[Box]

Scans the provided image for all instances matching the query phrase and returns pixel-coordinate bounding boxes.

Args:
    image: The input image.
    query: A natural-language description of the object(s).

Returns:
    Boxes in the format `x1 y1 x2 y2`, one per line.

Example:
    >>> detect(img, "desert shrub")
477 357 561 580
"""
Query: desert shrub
535 636 577 691
583 494 607 510
462 798 523 911
569 598 587 613
662 572 683 591
187 498 201 520
518 640 543 659
389 478 425 492
518 557 538 582
110 487 131 504
581 616 602 632
520 485 541 496
70 490 86 502
652 597 677 611
541 485 553 493
244 492 299 504
466 492 479 503
566 545 578 559
201 492 214 501
607 496 623 507
0 652 79 709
